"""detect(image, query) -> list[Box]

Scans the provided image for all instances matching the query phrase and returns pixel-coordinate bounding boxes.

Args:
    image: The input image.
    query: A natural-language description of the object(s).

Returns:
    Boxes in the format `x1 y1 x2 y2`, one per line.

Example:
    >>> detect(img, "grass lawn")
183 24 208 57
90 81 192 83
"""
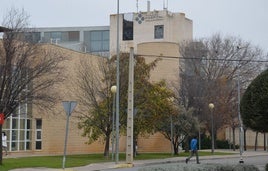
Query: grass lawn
0 151 235 171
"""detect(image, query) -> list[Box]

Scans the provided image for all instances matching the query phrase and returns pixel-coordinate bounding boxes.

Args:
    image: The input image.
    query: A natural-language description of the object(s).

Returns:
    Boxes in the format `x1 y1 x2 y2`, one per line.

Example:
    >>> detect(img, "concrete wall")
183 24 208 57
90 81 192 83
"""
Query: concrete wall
110 9 192 57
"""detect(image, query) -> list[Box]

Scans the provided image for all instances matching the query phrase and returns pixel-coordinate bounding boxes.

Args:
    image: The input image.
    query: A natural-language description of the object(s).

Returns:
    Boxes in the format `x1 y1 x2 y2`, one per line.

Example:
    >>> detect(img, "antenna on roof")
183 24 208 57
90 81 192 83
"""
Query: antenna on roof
163 0 168 10
136 0 139 12
147 0 150 12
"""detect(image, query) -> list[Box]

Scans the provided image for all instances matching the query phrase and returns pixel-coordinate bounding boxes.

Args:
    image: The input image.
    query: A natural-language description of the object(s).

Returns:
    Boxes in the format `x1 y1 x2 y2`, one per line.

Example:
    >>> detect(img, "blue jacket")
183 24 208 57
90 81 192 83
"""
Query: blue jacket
190 138 198 151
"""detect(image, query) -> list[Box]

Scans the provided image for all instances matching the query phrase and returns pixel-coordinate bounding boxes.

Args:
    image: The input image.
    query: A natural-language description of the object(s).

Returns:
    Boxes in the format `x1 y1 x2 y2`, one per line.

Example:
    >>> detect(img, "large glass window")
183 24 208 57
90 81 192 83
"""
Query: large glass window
123 13 133 40
2 110 32 152
89 30 109 52
51 32 61 40
35 119 42 150
24 32 41 43
68 31 79 41
43 31 79 43
154 25 164 39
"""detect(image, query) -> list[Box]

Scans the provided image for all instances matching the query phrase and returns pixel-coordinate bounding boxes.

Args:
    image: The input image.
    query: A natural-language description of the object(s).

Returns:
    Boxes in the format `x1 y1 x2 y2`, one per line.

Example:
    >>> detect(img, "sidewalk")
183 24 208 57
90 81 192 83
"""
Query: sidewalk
8 150 268 171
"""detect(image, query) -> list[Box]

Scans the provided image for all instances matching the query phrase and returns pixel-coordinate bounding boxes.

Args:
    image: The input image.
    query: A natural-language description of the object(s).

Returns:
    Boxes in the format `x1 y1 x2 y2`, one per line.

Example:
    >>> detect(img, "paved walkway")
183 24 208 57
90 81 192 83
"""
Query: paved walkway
7 150 268 171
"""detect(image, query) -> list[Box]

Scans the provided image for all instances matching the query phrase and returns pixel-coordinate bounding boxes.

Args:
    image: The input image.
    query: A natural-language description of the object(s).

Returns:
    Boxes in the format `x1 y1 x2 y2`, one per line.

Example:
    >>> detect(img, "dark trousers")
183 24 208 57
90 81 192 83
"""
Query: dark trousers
2 146 8 155
186 150 199 163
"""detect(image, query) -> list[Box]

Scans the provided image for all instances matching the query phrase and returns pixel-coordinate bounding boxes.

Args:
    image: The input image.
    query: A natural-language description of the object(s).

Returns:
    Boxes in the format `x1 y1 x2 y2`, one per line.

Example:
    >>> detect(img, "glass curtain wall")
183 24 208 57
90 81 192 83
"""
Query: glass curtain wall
84 30 109 53
2 102 32 152
43 31 79 43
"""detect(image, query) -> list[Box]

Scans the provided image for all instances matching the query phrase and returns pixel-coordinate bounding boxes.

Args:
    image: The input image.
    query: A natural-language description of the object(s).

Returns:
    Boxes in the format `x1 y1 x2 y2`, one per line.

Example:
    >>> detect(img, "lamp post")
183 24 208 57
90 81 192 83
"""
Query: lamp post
237 68 244 163
111 85 117 161
115 0 120 164
208 103 215 154
168 97 174 155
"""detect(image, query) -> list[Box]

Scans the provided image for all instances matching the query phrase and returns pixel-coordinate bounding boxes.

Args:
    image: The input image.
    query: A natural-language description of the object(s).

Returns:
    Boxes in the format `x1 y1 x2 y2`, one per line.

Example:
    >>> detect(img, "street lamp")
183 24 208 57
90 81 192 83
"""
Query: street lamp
115 0 120 164
235 47 244 163
237 67 244 163
168 97 174 156
208 103 215 154
111 85 117 161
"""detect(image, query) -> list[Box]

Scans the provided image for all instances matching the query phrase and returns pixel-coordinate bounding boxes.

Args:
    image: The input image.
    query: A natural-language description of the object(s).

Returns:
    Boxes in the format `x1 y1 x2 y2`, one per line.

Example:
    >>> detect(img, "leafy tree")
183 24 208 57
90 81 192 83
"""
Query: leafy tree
157 104 198 155
74 57 114 157
240 69 268 133
74 53 170 156
0 8 65 164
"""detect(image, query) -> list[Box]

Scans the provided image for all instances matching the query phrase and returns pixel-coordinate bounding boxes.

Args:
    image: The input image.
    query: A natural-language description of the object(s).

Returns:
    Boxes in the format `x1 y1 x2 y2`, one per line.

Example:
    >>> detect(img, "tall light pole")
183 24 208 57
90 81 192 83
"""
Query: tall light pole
168 97 174 156
237 68 244 163
111 85 117 161
236 46 244 163
208 103 215 154
115 0 120 164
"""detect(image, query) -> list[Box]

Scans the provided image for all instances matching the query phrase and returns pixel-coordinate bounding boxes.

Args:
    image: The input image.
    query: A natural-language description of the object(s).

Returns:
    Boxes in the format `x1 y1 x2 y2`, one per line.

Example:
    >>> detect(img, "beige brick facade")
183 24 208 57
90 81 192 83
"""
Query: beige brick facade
6 43 178 155
28 44 176 155
2 8 192 155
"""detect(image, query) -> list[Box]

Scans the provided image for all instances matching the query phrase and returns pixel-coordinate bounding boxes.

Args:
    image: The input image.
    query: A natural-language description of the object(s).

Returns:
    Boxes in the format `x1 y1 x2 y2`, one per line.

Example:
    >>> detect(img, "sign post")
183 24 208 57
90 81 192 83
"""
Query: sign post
62 101 77 169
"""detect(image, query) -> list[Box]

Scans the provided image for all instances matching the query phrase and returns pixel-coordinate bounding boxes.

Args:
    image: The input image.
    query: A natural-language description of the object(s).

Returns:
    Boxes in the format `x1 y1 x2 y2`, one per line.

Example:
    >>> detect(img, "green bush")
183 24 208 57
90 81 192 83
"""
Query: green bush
200 135 239 150
201 135 211 149
216 139 229 149
266 163 268 171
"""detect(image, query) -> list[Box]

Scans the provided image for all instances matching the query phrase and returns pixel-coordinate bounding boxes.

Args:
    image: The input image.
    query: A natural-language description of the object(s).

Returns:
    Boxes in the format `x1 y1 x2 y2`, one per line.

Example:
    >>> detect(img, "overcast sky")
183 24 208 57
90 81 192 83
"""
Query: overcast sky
1 0 268 52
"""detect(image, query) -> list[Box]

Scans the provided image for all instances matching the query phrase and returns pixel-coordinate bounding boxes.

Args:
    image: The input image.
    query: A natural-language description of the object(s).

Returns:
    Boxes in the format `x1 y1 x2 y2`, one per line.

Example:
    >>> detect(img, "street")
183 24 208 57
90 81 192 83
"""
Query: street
104 155 267 171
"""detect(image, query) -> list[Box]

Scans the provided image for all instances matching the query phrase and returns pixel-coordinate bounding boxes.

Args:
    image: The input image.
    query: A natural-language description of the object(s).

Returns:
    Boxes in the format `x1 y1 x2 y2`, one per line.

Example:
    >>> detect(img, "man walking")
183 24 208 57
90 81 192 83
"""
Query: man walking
186 135 200 164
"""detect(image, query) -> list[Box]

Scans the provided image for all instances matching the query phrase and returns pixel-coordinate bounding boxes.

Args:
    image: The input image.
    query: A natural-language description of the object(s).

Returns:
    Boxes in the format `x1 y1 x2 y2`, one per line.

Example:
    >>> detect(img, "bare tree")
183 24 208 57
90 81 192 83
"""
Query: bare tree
0 8 66 164
176 34 265 147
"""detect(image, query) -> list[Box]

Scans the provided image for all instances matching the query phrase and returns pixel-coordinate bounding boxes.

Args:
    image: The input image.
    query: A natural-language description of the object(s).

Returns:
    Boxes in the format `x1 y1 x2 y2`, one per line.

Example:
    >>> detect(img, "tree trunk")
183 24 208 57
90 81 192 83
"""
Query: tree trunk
243 128 247 151
232 127 236 151
264 133 266 151
0 124 2 165
174 144 178 155
133 139 137 157
104 134 110 157
255 132 258 151
184 136 190 152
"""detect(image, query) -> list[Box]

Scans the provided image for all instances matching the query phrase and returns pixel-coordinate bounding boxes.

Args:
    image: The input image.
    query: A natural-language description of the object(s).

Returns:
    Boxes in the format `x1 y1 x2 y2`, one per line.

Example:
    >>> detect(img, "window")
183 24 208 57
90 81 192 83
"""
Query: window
43 31 79 43
51 32 61 40
68 31 79 41
123 13 133 40
88 31 110 52
3 116 32 151
35 119 42 150
24 32 41 43
154 25 164 39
